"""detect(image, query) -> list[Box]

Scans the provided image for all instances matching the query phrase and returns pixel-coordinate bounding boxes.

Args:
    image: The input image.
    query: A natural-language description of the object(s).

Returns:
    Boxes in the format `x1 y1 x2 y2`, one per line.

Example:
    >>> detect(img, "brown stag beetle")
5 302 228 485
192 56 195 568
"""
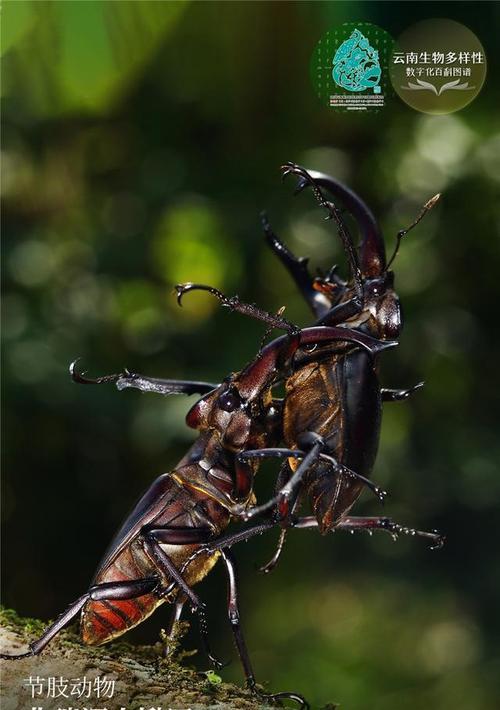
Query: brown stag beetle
1 291 390 709
179 163 444 575
243 163 445 565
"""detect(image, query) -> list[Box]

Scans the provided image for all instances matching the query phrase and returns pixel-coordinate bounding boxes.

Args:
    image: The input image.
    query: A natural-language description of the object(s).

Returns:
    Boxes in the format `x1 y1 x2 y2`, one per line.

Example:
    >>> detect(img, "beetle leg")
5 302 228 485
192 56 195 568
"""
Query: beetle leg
162 595 186 658
337 516 445 549
258 462 294 574
144 527 226 669
171 521 277 587
261 212 331 319
115 376 217 397
381 383 424 402
239 439 325 522
258 306 289 353
220 549 309 709
293 515 445 549
259 527 288 575
70 360 217 397
0 577 160 659
238 447 387 506
143 531 205 609
319 453 387 503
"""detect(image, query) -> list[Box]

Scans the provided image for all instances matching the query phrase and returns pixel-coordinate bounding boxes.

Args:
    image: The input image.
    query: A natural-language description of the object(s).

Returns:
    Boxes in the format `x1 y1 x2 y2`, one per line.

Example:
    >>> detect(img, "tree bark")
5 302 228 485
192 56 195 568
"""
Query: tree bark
0 609 273 710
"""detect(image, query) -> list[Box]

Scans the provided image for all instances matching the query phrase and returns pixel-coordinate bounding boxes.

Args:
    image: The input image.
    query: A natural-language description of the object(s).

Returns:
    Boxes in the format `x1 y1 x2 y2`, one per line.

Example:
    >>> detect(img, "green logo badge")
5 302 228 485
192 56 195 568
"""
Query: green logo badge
311 22 394 113
332 29 381 93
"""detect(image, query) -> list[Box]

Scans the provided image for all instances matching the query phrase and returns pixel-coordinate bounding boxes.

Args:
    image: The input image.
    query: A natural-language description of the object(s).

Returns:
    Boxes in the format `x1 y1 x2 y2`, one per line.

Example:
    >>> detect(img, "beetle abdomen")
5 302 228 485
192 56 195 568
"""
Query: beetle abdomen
81 540 162 645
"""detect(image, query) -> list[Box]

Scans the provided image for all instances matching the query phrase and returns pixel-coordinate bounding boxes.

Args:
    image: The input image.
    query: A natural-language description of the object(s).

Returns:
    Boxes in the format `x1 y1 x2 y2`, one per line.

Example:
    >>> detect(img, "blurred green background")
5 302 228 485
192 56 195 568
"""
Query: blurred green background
2 2 500 708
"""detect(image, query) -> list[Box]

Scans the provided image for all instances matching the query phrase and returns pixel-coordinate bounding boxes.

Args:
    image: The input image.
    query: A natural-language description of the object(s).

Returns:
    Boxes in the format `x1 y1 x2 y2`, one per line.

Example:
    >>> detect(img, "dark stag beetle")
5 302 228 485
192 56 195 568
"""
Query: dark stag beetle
179 163 444 575
1 295 390 709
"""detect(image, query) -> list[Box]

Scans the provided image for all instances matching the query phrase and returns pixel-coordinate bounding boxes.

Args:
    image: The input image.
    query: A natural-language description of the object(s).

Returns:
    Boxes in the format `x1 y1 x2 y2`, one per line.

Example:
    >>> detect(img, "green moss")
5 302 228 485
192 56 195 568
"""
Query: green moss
0 606 47 636
0 606 275 709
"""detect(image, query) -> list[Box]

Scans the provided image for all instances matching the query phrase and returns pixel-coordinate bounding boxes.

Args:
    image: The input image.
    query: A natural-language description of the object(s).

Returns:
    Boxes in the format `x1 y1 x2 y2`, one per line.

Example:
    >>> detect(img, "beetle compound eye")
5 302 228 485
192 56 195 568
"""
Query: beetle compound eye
218 389 241 412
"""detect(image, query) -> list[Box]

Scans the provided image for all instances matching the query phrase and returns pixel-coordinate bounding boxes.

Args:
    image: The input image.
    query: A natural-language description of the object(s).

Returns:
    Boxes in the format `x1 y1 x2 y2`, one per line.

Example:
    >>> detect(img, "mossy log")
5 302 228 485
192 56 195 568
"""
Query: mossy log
0 609 275 710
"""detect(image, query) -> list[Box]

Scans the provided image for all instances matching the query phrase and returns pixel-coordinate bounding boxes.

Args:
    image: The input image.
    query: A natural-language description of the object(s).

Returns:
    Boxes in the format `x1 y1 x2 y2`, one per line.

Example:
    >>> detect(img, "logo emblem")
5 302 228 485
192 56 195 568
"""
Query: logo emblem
310 22 394 113
332 29 381 94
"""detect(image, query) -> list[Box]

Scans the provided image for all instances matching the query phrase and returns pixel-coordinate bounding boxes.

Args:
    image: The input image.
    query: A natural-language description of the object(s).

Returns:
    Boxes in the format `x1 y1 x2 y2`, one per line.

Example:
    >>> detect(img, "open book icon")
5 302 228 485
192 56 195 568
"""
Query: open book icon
400 78 476 96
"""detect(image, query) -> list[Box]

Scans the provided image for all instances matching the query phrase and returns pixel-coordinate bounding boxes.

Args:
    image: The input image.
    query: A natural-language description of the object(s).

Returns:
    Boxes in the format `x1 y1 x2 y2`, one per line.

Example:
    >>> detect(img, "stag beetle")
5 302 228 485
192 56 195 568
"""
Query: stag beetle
179 163 443 573
2 164 443 710
1 293 389 708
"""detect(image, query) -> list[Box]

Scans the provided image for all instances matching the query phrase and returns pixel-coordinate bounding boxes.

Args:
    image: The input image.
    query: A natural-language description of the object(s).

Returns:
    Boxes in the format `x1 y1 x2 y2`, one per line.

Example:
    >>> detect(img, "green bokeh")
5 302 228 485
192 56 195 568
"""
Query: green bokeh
2 2 500 708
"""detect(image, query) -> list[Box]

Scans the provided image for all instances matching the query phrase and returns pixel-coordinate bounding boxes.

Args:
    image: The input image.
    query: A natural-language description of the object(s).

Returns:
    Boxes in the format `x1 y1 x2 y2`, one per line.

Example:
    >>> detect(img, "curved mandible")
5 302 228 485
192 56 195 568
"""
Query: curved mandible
307 168 386 278
283 162 385 279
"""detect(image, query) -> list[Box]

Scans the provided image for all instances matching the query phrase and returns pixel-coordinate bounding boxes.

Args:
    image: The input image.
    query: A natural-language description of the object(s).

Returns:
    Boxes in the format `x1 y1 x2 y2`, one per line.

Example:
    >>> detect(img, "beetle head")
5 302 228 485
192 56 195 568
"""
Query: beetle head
301 168 403 340
354 271 402 340
185 353 284 452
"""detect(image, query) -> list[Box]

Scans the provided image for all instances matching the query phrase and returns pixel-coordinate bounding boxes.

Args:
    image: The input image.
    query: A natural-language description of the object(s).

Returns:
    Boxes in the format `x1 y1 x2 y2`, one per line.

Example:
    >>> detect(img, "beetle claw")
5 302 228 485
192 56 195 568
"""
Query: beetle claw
207 653 230 671
430 531 446 550
249 683 310 710
175 282 194 306
69 359 123 385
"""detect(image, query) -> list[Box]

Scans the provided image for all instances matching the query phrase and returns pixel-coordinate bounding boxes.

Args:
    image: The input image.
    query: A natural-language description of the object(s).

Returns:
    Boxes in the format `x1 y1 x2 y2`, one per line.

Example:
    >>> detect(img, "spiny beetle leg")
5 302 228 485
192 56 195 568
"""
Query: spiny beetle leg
258 462 294 574
221 549 309 709
250 686 310 710
143 531 203 610
259 527 288 575
70 359 217 397
258 305 286 353
338 516 445 549
197 605 229 671
239 439 325 522
381 382 425 402
0 577 160 660
294 516 445 550
238 446 387 506
162 597 186 659
145 526 226 669
175 522 276 577
319 453 388 504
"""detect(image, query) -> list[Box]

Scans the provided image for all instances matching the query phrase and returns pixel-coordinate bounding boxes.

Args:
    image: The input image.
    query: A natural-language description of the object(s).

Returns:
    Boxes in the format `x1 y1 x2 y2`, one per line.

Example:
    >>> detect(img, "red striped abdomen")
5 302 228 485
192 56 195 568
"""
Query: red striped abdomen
81 538 161 645
81 537 220 645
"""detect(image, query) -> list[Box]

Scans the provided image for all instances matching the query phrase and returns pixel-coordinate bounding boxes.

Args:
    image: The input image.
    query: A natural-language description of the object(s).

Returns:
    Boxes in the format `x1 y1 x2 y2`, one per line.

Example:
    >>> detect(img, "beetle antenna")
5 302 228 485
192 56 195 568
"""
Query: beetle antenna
386 193 441 270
